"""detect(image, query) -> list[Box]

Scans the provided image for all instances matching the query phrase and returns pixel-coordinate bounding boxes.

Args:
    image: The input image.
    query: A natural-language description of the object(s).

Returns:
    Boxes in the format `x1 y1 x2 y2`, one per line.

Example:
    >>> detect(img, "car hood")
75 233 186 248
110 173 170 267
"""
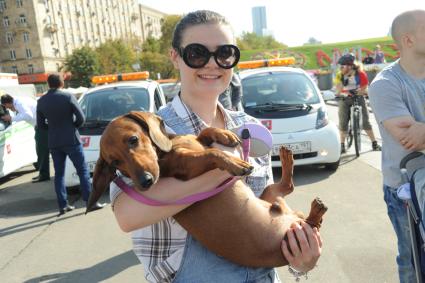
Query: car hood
260 112 318 134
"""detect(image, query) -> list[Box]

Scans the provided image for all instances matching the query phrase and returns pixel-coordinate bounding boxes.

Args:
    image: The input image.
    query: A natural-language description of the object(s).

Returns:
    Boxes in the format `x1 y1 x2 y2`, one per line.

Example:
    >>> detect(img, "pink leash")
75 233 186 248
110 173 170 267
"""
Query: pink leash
114 128 251 206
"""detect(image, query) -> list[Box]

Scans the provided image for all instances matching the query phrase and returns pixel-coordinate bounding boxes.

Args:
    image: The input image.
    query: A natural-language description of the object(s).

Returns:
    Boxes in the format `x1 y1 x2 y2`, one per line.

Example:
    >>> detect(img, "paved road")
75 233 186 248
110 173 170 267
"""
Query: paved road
0 103 399 283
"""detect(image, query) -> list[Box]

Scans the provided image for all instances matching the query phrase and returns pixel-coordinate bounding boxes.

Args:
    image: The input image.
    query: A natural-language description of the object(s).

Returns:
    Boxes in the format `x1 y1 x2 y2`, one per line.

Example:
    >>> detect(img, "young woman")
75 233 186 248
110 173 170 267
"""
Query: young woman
111 10 322 282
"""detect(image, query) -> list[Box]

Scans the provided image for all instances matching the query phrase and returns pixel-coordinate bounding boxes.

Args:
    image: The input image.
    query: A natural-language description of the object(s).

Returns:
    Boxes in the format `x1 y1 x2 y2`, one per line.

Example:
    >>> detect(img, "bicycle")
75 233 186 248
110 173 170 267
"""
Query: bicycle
336 90 363 157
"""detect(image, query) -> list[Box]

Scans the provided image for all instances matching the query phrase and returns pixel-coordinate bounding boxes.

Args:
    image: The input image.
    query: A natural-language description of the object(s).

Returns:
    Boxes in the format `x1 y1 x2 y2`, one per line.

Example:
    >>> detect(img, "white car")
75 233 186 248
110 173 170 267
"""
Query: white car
0 84 38 178
160 82 180 102
239 65 341 170
64 79 167 188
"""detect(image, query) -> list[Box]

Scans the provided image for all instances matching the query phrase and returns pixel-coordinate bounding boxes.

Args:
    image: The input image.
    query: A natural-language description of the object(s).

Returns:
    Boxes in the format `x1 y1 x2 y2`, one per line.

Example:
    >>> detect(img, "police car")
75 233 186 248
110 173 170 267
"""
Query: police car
64 72 167 187
238 58 341 170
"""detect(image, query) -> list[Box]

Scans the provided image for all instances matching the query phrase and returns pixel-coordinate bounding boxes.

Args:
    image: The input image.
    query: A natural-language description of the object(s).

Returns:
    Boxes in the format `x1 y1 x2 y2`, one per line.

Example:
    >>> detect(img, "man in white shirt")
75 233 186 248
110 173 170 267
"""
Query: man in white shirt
1 94 50 182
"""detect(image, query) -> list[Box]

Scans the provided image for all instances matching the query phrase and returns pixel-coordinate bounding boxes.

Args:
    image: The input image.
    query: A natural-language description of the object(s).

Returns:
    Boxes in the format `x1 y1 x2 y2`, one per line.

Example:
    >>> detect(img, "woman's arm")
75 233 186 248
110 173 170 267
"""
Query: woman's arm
113 168 231 232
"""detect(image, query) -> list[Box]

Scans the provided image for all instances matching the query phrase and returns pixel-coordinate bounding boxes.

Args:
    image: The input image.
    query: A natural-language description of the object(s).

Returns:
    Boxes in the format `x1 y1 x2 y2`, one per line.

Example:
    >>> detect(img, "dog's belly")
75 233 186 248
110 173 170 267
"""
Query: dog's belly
174 180 301 267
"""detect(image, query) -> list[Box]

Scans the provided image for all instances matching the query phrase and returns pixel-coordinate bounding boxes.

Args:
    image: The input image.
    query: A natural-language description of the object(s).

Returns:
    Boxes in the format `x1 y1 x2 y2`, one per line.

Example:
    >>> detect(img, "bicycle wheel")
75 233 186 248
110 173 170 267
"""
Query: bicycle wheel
353 109 361 157
346 124 353 149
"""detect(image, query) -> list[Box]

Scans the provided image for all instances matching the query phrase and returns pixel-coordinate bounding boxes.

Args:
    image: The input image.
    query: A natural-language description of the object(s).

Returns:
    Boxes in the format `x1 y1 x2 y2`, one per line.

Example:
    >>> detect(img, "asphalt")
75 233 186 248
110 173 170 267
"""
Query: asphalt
0 103 397 283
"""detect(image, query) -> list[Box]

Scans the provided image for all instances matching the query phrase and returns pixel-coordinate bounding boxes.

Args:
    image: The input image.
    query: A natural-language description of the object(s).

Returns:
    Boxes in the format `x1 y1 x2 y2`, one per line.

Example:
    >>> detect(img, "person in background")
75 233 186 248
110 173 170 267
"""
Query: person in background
374 44 386 64
362 53 375 65
1 93 50 182
218 73 243 111
110 10 321 283
36 74 105 215
368 9 425 283
334 53 382 154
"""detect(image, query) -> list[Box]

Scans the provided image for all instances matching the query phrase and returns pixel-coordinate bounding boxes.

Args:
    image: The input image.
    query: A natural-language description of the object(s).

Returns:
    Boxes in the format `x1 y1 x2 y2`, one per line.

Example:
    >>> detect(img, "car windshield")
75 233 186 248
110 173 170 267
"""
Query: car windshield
242 72 320 108
80 86 150 121
160 83 180 102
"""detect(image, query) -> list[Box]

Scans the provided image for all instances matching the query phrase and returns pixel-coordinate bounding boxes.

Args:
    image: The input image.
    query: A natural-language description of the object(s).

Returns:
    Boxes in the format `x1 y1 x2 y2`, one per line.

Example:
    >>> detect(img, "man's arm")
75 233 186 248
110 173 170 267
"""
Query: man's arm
36 104 48 129
13 100 35 123
70 95 85 127
383 116 425 151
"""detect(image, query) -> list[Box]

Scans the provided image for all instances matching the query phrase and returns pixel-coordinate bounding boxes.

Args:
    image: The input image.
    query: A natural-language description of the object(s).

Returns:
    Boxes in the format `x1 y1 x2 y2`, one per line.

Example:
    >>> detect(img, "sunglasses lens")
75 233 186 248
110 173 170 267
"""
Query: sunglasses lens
183 44 210 68
215 45 240 69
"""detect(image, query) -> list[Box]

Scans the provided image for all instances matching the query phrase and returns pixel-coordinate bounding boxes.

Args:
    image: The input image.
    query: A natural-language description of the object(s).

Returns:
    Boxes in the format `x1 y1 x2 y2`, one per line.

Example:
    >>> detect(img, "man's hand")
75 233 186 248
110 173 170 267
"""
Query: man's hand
281 221 322 273
1 114 11 122
397 120 425 151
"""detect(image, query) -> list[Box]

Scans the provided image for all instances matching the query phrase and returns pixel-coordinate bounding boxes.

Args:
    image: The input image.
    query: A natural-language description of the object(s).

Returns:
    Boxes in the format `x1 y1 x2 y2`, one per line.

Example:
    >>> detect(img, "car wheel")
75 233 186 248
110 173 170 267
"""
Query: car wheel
325 160 340 171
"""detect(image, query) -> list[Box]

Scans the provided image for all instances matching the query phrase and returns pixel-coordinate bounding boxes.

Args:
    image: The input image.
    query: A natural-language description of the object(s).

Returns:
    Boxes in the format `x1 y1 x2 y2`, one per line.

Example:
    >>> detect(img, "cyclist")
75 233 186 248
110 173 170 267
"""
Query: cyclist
334 53 381 153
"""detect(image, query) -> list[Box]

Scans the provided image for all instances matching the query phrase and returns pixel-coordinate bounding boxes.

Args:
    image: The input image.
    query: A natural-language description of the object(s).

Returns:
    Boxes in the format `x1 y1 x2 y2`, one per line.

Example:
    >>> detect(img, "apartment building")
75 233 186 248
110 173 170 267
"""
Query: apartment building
0 0 165 92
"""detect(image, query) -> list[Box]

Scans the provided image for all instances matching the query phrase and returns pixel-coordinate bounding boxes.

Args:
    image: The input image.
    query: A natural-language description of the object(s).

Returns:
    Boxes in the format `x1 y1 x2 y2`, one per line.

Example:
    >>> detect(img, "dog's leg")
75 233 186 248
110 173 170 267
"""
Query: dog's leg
304 198 328 229
260 146 294 203
160 148 254 180
197 127 241 147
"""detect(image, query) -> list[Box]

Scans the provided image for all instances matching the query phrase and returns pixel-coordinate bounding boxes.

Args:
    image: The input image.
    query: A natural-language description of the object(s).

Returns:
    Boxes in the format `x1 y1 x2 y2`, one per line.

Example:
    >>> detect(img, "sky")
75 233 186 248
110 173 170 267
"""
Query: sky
139 0 424 47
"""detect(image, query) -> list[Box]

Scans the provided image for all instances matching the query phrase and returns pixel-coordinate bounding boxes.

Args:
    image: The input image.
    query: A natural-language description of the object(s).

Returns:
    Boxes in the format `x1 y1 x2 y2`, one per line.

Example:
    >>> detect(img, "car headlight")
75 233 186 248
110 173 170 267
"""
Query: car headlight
316 106 329 129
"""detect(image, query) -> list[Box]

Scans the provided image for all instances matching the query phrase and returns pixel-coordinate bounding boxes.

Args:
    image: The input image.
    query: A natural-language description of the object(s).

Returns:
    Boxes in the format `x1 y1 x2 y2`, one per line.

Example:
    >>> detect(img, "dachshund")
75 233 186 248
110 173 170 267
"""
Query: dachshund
88 111 327 267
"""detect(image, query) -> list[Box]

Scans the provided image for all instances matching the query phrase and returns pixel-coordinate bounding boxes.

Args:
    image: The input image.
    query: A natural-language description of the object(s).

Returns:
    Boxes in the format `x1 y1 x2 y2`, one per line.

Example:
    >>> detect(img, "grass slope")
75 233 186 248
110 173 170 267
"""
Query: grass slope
240 37 397 70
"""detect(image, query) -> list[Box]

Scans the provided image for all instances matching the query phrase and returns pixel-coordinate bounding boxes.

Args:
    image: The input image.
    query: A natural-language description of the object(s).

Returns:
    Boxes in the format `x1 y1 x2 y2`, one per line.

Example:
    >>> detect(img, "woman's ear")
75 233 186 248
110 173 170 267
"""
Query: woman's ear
170 48 179 69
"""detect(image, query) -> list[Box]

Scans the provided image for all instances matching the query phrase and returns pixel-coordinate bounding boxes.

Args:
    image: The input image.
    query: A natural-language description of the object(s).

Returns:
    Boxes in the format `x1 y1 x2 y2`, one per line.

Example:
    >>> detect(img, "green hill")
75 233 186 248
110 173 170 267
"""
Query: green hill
240 37 398 70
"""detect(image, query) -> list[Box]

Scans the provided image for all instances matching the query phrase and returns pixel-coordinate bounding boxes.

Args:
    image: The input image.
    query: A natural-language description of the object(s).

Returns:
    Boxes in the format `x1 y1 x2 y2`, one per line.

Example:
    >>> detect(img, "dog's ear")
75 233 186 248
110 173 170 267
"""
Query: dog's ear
86 156 116 214
127 111 172 152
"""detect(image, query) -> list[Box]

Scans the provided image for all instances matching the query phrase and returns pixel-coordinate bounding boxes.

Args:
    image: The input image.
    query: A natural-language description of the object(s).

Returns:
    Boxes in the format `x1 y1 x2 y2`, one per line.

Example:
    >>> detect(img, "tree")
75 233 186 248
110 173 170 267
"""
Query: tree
159 15 182 54
139 51 177 80
95 39 137 74
63 46 100 87
237 32 287 50
304 37 322 45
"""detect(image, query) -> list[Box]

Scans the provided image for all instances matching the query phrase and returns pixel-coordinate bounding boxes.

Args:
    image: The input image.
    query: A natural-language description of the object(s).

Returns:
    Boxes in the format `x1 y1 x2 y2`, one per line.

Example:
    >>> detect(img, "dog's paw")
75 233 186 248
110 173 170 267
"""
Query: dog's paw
311 197 328 215
216 130 241 147
227 158 254 176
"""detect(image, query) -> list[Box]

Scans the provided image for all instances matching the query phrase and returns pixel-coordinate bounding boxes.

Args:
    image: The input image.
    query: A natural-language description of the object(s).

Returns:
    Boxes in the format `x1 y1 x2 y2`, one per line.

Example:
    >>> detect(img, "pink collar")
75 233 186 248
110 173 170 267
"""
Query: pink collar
114 128 251 206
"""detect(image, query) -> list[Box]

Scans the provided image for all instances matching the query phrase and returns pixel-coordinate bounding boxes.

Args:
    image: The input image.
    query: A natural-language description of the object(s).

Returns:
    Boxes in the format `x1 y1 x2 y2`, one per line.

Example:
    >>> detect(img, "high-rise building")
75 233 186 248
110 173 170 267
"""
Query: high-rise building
252 6 267 36
0 0 165 92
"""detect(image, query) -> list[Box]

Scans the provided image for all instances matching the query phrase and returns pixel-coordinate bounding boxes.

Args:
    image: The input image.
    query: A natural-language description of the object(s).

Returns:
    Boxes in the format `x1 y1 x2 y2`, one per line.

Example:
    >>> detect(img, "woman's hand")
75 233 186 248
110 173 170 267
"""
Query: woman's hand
281 221 322 273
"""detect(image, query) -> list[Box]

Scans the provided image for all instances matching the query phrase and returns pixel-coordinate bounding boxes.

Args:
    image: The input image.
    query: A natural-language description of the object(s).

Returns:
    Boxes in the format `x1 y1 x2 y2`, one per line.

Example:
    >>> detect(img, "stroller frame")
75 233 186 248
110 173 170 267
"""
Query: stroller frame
399 151 425 283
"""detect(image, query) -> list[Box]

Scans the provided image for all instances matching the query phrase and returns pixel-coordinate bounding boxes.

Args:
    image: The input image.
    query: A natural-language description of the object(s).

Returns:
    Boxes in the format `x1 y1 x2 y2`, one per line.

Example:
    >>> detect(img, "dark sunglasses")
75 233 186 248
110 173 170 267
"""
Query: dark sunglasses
177 43 240 69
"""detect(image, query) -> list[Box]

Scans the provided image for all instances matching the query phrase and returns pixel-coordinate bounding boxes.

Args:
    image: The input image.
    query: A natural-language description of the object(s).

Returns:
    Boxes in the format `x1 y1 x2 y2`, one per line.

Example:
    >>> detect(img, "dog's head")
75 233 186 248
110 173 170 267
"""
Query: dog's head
86 111 172 213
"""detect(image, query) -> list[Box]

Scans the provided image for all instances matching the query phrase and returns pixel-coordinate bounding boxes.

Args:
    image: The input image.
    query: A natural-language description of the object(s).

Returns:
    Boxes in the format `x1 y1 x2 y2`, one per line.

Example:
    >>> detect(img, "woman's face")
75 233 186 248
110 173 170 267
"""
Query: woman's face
171 23 234 99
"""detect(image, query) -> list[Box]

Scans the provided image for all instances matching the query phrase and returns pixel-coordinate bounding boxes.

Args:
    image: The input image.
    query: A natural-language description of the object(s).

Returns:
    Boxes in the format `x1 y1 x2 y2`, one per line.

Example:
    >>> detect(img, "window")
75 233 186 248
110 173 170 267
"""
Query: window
28 64 34 74
16 0 23 8
44 0 49 11
3 16 9 27
23 32 29 42
19 14 26 24
11 66 18 73
0 0 6 10
6 32 13 44
25 48 32 58
10 50 16 60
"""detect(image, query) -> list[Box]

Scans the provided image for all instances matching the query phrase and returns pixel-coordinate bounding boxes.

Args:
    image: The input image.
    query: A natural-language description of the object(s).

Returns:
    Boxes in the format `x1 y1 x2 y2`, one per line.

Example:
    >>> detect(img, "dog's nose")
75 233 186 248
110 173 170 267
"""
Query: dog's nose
140 172 154 189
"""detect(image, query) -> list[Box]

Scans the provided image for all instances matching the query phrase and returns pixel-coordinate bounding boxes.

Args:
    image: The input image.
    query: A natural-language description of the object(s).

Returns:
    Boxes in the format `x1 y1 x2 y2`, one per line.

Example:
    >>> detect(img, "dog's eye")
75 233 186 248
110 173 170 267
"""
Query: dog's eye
128 135 139 148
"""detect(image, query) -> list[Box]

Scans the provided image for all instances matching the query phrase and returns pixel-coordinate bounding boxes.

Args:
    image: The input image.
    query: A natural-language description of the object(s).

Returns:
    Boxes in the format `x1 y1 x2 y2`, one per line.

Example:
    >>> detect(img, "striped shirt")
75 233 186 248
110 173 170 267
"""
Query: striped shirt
110 95 273 282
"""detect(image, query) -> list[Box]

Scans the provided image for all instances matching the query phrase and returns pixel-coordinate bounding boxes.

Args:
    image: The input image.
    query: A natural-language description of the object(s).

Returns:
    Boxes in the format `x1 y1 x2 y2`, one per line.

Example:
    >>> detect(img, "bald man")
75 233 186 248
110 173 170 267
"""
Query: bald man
369 10 425 283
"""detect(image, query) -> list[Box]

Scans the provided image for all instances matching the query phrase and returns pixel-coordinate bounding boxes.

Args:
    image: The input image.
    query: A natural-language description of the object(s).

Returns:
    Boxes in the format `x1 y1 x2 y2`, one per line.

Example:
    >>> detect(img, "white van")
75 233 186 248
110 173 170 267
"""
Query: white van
0 82 37 177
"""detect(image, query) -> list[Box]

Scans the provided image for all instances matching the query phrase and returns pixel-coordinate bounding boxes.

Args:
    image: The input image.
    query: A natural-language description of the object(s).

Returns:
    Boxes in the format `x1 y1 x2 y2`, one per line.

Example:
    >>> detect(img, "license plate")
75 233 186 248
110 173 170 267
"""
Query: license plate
87 161 97 172
272 141 311 155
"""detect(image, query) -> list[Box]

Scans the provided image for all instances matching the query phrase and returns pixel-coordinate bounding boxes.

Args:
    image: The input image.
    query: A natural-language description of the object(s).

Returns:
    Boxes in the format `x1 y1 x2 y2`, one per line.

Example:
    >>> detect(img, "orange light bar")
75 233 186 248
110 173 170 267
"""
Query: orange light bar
237 57 295 69
91 71 149 84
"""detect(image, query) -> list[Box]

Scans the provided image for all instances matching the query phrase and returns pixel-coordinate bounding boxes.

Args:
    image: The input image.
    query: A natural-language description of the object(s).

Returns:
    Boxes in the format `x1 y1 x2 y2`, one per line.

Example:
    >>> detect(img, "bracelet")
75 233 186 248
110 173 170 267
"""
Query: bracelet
288 265 309 282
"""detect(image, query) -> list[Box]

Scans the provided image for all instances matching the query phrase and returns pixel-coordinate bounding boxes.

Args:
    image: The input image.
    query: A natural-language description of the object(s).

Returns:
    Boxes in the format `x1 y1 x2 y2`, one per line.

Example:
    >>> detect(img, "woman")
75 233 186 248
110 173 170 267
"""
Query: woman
111 10 321 282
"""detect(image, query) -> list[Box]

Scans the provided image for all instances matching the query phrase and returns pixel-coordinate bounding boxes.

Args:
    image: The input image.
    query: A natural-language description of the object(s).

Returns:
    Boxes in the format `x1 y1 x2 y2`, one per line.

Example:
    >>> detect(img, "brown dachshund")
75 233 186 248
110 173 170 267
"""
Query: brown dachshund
88 111 327 267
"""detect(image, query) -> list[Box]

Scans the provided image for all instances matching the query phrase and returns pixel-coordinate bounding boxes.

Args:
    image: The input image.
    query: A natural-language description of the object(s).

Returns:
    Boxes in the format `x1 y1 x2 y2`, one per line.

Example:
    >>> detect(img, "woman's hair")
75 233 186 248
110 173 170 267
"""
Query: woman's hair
171 10 231 50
